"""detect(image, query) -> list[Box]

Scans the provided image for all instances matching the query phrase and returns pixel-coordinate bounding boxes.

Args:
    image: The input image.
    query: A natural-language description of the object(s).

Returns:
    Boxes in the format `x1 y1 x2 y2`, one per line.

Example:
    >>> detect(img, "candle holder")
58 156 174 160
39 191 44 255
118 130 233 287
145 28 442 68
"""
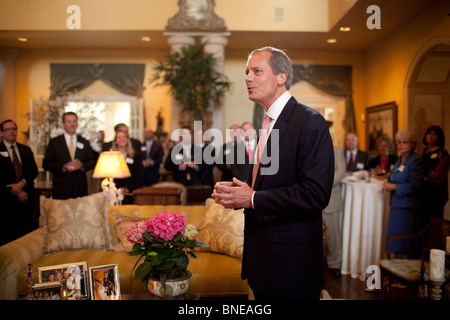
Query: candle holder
430 279 446 300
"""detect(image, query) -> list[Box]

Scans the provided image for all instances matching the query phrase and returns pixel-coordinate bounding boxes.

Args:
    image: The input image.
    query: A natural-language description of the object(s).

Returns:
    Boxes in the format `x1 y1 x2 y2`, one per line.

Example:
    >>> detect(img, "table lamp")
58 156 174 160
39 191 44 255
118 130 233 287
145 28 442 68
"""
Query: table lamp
92 151 131 205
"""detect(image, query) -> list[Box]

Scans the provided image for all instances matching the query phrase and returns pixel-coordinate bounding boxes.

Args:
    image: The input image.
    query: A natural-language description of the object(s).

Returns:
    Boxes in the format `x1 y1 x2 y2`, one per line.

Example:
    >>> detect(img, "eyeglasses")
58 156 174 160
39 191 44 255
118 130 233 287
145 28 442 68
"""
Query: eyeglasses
396 140 410 144
2 127 17 132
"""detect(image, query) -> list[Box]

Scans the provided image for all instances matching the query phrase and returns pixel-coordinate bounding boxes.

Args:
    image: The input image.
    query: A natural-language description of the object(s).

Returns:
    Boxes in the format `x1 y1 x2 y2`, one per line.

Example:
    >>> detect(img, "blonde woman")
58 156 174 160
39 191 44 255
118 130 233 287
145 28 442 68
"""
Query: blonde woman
111 130 142 202
382 130 425 259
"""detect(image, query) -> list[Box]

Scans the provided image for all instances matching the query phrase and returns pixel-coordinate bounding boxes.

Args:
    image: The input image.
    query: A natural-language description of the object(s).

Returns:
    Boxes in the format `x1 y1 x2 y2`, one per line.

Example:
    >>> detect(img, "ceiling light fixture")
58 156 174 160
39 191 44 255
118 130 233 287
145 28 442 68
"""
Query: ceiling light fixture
18 37 28 42
327 39 337 44
340 26 351 32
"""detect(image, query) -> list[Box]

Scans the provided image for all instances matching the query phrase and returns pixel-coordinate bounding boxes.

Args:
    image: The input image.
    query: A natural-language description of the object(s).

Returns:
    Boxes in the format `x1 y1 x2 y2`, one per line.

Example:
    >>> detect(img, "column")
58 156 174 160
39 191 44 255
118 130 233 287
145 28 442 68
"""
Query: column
0 48 20 123
164 33 196 135
200 33 230 138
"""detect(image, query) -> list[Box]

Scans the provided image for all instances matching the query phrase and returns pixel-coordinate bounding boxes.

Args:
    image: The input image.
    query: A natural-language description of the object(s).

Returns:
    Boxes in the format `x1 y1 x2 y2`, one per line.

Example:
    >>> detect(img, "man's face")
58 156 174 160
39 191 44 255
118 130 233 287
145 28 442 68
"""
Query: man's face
245 51 285 108
1 121 17 144
62 114 78 135
144 129 154 141
241 123 256 141
345 133 358 151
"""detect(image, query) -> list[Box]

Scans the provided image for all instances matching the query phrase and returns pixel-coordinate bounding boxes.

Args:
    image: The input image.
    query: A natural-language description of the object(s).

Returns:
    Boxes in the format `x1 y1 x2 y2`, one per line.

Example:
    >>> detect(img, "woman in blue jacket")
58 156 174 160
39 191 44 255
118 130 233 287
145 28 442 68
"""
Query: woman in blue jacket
382 130 425 258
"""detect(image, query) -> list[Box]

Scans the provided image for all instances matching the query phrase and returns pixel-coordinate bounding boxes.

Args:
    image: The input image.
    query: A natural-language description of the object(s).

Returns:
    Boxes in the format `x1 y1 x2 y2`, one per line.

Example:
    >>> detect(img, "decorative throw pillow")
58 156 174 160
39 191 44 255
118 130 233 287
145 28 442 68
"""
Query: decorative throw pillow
113 214 149 252
43 192 111 254
195 198 244 260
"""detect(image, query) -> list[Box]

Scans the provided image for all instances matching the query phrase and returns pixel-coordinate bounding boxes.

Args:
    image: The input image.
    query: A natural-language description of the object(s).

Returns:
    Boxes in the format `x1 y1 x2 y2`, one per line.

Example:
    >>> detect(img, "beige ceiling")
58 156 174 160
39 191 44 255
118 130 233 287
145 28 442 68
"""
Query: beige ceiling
0 0 444 52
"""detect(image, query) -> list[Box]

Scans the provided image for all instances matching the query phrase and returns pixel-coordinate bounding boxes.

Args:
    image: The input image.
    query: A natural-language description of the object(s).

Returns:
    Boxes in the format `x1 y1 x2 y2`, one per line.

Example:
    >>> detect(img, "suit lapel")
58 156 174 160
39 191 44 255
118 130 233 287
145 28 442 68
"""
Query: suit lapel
253 97 295 189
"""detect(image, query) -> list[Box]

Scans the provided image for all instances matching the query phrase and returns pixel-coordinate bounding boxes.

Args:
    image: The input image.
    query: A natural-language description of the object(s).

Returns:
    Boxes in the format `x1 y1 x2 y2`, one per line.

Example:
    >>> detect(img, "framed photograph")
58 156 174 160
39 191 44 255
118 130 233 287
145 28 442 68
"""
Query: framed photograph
365 101 398 156
37 261 89 299
89 264 121 300
32 281 65 300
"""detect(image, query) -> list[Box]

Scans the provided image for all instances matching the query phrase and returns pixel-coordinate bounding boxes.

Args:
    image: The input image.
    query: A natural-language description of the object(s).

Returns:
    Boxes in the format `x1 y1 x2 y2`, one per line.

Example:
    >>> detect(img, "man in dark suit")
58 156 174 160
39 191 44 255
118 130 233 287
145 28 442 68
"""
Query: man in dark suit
140 128 164 186
344 132 370 172
43 112 96 199
164 126 209 187
212 47 334 300
0 120 38 245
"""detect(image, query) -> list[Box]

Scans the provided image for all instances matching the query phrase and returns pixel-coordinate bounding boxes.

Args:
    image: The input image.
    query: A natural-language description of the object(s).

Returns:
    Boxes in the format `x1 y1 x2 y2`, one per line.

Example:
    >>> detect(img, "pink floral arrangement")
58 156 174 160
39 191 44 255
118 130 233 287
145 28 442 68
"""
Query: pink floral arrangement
126 211 207 283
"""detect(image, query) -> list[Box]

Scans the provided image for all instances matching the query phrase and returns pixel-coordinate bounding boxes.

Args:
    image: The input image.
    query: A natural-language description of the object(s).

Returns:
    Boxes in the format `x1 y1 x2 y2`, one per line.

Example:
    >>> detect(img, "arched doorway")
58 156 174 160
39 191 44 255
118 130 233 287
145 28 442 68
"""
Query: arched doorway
405 37 450 219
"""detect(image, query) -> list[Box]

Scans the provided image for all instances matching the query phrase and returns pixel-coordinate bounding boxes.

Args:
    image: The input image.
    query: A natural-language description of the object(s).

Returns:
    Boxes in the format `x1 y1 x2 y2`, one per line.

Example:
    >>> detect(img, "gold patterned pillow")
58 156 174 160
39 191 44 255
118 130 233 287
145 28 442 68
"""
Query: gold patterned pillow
43 192 111 254
195 198 244 260
113 215 149 252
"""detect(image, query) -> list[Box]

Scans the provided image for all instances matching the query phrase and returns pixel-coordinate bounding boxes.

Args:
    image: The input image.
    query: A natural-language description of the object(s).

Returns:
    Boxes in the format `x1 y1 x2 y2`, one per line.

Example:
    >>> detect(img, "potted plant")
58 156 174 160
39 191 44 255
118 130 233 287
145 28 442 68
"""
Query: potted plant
126 211 207 297
149 43 231 124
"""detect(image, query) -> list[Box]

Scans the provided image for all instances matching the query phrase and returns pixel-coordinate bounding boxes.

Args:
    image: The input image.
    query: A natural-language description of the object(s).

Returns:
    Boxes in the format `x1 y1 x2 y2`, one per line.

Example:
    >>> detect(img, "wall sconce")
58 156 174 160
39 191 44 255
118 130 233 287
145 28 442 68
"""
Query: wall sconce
92 151 131 205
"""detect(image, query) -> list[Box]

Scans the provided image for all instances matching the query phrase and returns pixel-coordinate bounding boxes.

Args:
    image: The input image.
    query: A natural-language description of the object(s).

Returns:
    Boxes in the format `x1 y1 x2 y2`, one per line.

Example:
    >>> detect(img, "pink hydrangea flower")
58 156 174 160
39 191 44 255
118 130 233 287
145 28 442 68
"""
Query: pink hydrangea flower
146 211 186 241
126 220 148 244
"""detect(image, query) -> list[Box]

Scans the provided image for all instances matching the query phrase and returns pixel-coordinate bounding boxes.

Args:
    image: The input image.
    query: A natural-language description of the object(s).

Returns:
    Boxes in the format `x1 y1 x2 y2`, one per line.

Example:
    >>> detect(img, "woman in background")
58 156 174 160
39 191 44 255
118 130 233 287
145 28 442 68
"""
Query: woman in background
421 125 449 220
382 130 425 258
111 130 142 203
368 135 398 175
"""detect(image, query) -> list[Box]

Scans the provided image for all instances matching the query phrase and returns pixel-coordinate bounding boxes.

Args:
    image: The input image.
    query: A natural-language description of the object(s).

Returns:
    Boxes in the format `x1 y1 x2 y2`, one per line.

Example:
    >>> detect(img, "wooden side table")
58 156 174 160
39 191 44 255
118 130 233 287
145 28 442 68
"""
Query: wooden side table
132 186 182 205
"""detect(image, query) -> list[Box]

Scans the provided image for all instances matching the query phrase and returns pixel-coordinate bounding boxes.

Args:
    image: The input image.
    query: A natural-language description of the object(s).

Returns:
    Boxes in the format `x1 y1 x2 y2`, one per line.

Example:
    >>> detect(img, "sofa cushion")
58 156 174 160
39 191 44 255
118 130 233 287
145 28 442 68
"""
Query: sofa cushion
107 204 205 249
114 216 148 252
195 198 244 260
42 192 111 254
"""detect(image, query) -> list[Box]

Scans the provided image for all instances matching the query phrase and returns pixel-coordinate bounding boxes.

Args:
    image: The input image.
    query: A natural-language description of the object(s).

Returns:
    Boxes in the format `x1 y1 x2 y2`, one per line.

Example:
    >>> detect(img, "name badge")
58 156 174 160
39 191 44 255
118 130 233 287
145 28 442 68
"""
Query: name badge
0 151 9 157
126 157 134 164
76 142 84 149
141 146 147 152
399 165 405 172
356 162 364 169
431 153 438 159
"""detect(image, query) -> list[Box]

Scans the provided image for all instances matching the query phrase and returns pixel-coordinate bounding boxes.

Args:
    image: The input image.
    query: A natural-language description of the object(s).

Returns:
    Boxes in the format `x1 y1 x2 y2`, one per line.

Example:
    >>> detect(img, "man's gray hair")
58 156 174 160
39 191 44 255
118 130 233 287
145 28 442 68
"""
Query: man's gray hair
248 46 293 90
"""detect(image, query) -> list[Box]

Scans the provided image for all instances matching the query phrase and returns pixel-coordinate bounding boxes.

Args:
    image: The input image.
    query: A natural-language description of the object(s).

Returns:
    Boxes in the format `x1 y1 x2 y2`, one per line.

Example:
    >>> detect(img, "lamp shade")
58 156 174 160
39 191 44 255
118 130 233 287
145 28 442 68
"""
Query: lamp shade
92 151 131 178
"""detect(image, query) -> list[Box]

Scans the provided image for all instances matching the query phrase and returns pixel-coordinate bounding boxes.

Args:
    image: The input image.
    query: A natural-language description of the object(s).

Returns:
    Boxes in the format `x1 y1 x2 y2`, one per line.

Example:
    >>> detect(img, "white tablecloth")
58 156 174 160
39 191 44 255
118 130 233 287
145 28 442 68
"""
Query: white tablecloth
340 177 390 281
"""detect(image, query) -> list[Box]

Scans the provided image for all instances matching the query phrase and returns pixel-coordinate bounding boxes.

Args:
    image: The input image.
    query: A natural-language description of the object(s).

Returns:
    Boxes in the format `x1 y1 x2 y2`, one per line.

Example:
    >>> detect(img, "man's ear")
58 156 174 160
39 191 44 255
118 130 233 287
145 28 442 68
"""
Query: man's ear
277 72 287 86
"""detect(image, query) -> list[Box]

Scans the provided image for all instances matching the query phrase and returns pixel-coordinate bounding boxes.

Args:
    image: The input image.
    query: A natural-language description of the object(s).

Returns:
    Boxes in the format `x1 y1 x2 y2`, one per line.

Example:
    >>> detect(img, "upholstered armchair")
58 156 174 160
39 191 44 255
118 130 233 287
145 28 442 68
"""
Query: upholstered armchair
379 217 450 299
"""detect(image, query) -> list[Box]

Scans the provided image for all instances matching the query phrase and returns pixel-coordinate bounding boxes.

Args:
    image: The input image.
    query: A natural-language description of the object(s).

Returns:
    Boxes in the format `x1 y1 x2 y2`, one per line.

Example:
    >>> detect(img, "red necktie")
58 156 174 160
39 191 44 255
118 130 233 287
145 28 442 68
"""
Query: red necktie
247 141 253 163
251 114 271 188
11 145 23 181
348 153 354 171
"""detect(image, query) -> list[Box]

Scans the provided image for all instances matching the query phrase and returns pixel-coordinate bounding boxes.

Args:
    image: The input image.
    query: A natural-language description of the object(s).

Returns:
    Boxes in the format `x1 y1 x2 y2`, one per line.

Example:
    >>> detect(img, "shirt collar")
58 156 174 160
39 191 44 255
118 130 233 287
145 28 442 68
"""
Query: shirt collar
266 91 292 121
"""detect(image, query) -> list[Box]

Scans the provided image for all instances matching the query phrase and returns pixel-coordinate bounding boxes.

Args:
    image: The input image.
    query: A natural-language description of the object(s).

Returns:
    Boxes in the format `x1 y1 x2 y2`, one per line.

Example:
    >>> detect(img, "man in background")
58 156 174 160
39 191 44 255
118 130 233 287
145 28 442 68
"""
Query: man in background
140 128 164 186
344 132 369 172
0 119 38 245
43 112 96 199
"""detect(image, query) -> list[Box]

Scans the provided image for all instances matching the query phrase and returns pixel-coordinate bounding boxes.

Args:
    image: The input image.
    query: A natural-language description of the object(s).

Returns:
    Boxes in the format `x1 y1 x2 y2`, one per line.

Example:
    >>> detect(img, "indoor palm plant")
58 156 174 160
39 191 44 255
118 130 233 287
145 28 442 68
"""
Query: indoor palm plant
126 211 207 297
149 43 231 122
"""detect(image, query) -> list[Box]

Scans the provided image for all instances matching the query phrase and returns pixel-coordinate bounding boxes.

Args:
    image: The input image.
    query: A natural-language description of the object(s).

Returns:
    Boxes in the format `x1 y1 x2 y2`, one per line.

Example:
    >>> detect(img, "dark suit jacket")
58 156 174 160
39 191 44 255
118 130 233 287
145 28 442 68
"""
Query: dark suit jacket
368 154 398 172
345 149 370 172
43 134 96 199
0 141 38 244
114 152 142 193
244 97 334 299
140 139 164 186
217 140 252 182
164 144 209 186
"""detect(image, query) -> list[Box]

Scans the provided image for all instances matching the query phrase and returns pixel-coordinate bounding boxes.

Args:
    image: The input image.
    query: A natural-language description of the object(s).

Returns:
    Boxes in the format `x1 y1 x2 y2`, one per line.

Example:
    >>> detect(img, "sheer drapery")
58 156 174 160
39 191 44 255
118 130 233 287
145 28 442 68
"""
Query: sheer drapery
253 64 356 133
49 63 145 99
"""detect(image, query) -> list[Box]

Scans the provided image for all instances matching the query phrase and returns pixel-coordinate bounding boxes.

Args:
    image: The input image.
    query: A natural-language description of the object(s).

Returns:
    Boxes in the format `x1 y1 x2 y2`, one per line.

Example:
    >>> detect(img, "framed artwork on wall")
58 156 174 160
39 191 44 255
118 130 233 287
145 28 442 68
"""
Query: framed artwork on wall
365 101 397 156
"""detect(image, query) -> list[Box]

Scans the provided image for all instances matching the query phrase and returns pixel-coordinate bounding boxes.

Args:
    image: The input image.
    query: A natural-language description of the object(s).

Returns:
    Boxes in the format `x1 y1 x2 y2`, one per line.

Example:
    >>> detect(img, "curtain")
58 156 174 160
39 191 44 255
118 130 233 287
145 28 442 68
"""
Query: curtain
253 64 356 134
49 63 145 99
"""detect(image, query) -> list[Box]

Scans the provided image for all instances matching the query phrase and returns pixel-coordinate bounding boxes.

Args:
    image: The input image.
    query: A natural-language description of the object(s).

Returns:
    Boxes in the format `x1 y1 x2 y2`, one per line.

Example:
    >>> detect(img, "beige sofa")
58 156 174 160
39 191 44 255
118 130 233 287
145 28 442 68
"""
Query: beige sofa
0 192 248 300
